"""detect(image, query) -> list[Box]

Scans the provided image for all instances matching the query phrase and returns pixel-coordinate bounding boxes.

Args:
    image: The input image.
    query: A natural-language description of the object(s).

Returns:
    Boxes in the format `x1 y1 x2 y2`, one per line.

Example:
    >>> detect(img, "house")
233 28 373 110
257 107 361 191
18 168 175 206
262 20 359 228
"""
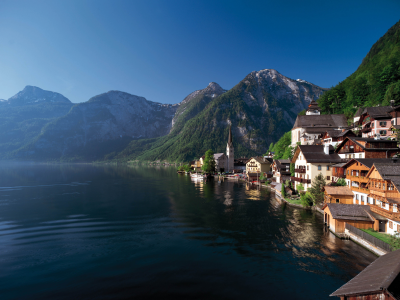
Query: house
323 186 354 204
291 145 342 191
291 101 348 147
342 158 394 206
191 159 202 171
212 125 235 172
357 103 400 138
323 203 378 234
366 162 400 235
321 129 356 147
272 159 291 183
233 158 248 172
335 137 399 160
246 157 272 181
331 249 400 300
331 162 346 183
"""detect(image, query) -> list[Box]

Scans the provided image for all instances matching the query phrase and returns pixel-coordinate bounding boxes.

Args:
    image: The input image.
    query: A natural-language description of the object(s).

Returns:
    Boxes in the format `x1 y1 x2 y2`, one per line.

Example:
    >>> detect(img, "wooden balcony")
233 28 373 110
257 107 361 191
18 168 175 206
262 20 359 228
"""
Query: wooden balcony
291 176 310 184
368 204 400 221
350 186 369 193
347 175 369 183
295 168 306 173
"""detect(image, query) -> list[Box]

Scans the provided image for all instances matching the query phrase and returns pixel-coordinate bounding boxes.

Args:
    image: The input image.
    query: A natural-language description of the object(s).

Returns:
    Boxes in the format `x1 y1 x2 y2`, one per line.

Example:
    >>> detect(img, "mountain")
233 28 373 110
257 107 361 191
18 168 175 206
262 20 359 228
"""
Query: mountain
317 19 400 117
0 86 73 155
10 91 179 161
115 69 327 162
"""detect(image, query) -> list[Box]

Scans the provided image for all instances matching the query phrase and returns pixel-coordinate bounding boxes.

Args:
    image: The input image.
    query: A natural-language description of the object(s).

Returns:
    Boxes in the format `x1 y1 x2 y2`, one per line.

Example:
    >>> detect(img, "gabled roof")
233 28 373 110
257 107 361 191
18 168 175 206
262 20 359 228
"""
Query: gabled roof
248 156 270 164
214 153 226 159
368 163 400 191
331 249 400 298
324 186 353 196
335 137 399 153
361 106 393 119
292 114 348 129
324 129 355 138
293 145 342 163
342 158 395 170
354 107 363 118
324 203 374 222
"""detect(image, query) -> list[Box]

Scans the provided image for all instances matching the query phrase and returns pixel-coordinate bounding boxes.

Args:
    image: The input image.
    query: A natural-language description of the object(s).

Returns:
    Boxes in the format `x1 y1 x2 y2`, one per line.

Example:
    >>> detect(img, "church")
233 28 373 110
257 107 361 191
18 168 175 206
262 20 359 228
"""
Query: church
213 125 234 172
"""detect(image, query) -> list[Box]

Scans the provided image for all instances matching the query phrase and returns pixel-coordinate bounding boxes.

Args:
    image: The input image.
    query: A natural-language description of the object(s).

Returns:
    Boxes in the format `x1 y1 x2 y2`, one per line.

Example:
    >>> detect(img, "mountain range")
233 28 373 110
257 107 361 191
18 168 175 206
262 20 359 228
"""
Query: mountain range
1 70 326 162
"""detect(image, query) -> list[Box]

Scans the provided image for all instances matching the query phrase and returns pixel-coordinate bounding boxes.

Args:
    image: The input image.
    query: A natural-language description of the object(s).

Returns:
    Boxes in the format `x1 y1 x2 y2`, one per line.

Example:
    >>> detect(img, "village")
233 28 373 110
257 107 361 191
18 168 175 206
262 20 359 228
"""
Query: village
181 99 400 300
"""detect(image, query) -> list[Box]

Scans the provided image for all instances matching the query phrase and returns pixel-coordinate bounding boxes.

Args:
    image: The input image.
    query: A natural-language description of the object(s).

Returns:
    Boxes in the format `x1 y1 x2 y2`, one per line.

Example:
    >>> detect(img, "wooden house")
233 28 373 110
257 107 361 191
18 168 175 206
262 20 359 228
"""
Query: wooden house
272 159 291 183
331 162 346 183
323 204 378 234
366 162 400 235
335 137 399 160
331 249 400 300
323 186 354 204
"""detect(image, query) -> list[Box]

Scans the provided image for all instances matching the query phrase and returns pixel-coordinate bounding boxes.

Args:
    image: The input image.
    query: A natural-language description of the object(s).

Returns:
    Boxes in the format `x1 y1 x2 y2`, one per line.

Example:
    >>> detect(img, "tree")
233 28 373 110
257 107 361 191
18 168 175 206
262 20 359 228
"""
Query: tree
281 183 286 198
290 163 295 176
308 173 326 205
300 192 313 207
297 182 304 192
335 178 347 186
201 149 216 173
259 172 266 181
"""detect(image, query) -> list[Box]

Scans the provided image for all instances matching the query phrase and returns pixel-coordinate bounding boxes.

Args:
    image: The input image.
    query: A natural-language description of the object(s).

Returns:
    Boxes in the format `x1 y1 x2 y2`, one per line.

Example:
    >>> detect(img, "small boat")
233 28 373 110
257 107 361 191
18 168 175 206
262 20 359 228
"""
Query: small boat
190 173 204 179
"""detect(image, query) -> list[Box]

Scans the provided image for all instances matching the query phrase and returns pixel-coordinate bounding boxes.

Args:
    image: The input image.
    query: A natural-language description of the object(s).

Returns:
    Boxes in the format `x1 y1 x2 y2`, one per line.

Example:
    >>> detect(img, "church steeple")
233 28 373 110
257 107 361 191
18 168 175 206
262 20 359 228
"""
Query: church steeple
226 125 234 172
228 125 233 147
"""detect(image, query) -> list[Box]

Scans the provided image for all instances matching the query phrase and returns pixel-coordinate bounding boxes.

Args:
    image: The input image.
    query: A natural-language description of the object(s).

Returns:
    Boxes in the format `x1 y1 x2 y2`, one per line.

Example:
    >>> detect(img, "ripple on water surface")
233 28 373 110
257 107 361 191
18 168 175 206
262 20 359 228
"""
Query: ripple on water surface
0 164 377 300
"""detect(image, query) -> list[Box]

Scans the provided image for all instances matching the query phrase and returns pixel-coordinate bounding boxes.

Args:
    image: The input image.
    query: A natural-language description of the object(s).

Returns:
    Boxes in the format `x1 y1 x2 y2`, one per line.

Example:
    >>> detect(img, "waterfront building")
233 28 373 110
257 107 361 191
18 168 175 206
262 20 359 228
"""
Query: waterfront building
335 137 399 160
291 101 347 147
323 186 354 204
291 145 342 191
246 157 272 180
366 162 400 235
342 158 394 206
213 125 235 172
331 249 400 300
271 159 291 183
331 162 346 183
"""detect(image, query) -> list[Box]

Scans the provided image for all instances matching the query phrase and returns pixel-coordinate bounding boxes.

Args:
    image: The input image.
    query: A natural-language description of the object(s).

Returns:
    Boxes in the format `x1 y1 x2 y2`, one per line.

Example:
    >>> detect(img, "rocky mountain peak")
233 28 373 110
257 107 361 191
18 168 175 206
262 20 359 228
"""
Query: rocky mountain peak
8 86 71 105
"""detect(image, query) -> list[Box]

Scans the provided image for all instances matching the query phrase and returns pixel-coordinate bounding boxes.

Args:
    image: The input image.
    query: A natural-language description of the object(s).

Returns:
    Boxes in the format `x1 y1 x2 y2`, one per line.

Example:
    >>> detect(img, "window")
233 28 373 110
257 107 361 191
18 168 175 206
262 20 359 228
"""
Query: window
379 130 387 135
356 194 359 200
347 170 349 175
389 221 393 229
326 176 330 180
361 195 364 202
307 166 309 171
371 123 374 128
359 154 362 158
318 165 321 171
379 121 387 127
327 166 330 171
392 120 395 125
336 199 340 203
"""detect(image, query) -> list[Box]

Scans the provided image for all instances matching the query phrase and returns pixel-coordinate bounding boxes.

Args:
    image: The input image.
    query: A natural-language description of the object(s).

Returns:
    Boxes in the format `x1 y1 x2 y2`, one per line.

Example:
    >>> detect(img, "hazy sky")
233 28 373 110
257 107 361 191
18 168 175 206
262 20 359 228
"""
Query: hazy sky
0 0 399 104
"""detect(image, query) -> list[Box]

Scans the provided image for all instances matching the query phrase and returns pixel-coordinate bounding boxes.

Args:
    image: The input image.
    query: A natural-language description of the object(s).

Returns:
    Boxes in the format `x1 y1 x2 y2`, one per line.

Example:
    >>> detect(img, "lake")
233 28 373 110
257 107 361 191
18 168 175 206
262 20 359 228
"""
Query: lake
0 164 376 299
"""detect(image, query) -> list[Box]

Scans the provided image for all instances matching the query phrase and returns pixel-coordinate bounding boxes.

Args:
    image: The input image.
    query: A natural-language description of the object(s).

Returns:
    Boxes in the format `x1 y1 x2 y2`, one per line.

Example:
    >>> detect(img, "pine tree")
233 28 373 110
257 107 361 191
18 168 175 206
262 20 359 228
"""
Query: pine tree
309 173 326 205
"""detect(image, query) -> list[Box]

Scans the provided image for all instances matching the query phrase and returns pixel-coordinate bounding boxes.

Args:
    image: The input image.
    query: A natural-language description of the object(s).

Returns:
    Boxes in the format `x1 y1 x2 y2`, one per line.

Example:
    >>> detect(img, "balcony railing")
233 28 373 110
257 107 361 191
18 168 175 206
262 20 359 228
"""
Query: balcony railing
350 186 369 193
295 168 306 173
341 149 355 153
368 204 400 221
291 176 310 184
348 175 369 182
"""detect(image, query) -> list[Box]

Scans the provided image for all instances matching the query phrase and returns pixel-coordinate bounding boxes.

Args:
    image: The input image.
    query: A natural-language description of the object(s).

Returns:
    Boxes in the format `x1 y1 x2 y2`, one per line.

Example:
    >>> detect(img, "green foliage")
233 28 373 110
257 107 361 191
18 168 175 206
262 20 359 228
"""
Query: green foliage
335 178 347 186
317 20 400 116
201 149 216 173
290 163 295 176
308 173 326 205
390 231 400 250
259 172 266 180
270 131 292 159
281 183 286 197
297 182 304 192
300 192 313 207
178 164 191 172
298 109 306 116
268 142 274 152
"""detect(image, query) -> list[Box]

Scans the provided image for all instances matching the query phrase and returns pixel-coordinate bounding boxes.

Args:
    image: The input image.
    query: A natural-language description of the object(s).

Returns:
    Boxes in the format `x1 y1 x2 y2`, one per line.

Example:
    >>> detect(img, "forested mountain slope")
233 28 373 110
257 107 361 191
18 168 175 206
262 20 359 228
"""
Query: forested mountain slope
116 69 326 162
318 20 400 117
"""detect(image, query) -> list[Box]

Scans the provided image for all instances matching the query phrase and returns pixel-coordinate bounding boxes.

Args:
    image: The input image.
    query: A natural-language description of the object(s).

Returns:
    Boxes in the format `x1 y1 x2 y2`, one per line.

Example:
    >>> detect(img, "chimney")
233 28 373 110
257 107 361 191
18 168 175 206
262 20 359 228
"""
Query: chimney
324 144 329 155
391 99 395 107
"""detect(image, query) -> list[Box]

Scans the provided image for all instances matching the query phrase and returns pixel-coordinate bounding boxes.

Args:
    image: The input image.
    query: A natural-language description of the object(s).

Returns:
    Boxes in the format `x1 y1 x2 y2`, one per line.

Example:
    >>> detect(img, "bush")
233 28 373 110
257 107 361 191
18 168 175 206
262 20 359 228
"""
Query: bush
300 192 313 207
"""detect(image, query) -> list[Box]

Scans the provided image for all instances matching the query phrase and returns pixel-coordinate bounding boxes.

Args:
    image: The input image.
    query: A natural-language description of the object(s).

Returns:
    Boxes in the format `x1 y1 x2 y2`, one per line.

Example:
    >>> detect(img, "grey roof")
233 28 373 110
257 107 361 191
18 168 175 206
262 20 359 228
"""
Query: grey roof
214 153 225 159
373 163 400 190
277 159 291 164
342 158 395 169
391 125 400 130
354 107 363 118
293 114 348 129
332 162 346 167
298 145 342 163
336 137 399 152
249 156 271 164
325 129 355 138
331 249 400 297
326 204 374 222
361 106 393 119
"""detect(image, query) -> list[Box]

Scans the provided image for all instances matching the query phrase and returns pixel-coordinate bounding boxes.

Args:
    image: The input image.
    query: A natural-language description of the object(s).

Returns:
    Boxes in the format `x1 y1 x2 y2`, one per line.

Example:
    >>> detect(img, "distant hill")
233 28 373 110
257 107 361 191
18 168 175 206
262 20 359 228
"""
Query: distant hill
318 20 400 117
0 86 73 155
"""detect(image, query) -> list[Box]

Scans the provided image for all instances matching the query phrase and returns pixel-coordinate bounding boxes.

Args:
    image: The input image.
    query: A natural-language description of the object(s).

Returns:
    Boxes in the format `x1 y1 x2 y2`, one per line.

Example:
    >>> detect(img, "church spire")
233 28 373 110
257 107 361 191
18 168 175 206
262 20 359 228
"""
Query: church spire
228 125 233 147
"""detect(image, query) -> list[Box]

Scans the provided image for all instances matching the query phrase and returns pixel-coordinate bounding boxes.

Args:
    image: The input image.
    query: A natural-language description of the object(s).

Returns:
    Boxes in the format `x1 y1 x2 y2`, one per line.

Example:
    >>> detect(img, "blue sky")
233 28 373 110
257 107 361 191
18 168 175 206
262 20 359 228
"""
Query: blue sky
0 0 399 104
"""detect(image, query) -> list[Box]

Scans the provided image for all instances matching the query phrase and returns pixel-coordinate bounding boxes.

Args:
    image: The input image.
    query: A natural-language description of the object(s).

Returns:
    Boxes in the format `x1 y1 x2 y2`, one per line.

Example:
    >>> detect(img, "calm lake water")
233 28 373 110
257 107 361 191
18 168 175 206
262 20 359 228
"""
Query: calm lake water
0 164 376 300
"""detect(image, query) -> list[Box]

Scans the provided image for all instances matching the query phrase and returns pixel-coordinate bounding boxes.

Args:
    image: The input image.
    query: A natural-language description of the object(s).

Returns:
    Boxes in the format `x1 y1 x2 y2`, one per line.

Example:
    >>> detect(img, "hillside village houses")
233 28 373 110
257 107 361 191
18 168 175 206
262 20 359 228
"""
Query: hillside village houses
335 137 399 159
291 100 348 147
